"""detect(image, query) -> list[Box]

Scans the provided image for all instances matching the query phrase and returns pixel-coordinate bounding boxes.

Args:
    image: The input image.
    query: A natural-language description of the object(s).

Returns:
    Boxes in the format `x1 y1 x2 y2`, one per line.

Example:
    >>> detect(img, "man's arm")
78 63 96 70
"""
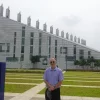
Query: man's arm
44 80 51 88
43 70 54 91
54 69 63 89
54 81 63 89
44 80 55 91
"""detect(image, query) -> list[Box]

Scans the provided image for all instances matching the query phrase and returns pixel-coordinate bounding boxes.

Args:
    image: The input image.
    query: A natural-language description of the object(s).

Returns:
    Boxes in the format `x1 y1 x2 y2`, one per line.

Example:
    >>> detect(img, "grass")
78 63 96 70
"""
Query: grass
64 71 100 77
5 79 43 83
64 77 100 81
6 76 43 79
38 71 100 97
5 71 100 97
6 69 45 74
39 87 100 97
5 72 44 93
62 81 100 86
5 84 35 93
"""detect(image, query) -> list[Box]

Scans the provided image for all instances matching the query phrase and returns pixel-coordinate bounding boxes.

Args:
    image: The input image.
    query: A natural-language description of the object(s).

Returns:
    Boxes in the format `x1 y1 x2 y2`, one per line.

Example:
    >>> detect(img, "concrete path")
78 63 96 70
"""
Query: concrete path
5 93 100 100
5 82 39 85
9 82 45 100
62 85 100 88
31 94 100 100
4 93 20 100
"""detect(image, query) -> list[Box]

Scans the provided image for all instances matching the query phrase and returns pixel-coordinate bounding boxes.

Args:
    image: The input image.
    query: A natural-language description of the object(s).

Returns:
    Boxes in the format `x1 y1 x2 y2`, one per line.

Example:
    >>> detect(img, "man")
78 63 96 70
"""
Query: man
43 58 63 100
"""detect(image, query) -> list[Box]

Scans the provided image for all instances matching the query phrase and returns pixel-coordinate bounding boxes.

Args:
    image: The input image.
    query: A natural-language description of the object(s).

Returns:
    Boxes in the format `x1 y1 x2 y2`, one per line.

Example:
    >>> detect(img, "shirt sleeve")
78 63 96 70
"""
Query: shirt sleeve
43 70 47 81
58 70 64 81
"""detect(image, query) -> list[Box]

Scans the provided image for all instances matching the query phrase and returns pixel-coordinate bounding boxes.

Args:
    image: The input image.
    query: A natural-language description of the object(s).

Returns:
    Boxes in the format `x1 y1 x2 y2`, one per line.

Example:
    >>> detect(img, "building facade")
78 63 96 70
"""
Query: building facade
0 5 100 70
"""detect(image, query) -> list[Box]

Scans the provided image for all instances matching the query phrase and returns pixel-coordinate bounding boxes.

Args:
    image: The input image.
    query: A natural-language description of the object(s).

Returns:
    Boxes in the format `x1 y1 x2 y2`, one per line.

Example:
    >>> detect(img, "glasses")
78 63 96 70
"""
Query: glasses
50 61 55 64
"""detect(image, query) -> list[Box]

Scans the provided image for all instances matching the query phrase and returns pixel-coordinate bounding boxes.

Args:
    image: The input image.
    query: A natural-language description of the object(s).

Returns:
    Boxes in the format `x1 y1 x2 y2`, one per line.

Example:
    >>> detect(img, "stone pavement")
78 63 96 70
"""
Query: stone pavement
5 94 100 100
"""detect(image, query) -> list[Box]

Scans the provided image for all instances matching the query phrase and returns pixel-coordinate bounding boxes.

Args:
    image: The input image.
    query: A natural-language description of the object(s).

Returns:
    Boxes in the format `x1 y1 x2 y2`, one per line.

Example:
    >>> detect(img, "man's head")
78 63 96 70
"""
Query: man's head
49 58 56 68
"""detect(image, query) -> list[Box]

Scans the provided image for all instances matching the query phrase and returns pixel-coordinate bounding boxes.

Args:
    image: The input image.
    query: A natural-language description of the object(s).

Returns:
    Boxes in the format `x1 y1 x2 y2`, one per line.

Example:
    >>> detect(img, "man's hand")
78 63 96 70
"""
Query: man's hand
49 85 54 91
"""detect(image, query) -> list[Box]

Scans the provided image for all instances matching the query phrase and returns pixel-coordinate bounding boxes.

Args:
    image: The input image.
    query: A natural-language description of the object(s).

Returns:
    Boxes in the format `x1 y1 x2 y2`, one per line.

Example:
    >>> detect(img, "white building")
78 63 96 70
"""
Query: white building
0 5 100 70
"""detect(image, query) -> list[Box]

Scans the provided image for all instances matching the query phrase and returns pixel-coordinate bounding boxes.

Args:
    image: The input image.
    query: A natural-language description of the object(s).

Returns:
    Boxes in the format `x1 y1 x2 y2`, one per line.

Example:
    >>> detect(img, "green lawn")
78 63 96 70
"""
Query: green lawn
39 71 100 97
64 77 100 81
64 71 100 77
6 76 43 79
5 72 43 93
39 87 100 97
5 84 35 93
63 81 100 86
5 79 43 83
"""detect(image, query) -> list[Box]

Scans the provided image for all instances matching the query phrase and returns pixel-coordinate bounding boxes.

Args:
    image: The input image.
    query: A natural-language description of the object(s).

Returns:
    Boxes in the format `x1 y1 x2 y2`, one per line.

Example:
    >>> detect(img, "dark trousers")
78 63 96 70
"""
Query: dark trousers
45 88 60 100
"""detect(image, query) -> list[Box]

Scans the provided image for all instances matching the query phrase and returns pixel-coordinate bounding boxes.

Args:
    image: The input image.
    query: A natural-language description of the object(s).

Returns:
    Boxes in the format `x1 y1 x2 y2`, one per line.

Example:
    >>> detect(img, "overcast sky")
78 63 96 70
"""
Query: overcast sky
0 0 100 51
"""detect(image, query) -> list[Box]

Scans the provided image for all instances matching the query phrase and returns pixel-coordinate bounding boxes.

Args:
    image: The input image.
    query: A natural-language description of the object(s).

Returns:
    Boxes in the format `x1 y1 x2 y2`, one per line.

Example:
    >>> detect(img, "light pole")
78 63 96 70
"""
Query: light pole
65 54 67 71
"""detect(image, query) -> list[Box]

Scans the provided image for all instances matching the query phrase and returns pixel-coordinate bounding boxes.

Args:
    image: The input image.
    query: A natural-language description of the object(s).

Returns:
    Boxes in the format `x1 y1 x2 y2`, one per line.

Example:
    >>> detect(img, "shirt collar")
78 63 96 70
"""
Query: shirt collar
50 66 57 71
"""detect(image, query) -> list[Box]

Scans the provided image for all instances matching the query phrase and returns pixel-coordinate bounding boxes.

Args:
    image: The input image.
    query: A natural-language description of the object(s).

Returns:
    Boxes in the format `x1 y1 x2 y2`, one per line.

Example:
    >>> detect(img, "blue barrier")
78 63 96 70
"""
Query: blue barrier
0 62 6 100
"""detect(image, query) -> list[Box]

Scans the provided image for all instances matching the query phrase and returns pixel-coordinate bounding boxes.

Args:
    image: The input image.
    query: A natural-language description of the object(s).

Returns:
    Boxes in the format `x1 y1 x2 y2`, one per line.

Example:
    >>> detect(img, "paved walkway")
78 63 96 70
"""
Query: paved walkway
8 82 45 100
5 93 100 100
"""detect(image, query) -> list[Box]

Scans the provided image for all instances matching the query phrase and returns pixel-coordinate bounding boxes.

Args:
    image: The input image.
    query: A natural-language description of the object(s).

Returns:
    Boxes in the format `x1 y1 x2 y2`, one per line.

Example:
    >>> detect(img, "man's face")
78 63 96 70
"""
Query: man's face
50 58 56 66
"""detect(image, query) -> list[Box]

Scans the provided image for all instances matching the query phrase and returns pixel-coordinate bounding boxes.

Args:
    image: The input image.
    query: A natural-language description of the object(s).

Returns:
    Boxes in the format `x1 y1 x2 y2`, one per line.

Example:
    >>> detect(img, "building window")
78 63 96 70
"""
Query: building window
14 32 17 37
55 55 57 61
55 40 57 60
79 49 84 60
49 55 50 58
39 38 41 45
63 47 67 54
74 45 76 54
22 26 25 37
7 43 10 52
30 32 34 37
55 40 57 46
79 50 84 55
88 51 91 55
80 56 84 60
48 36 51 56
73 45 76 60
49 47 51 54
22 30 25 37
0 45 2 52
55 47 57 54
88 56 90 59
13 54 15 58
39 33 42 45
60 47 62 54
39 33 42 55
21 38 25 45
39 33 42 37
14 38 16 45
49 36 51 45
30 38 33 45
20 54 24 61
30 46 33 54
39 46 41 56
22 26 25 30
21 46 24 53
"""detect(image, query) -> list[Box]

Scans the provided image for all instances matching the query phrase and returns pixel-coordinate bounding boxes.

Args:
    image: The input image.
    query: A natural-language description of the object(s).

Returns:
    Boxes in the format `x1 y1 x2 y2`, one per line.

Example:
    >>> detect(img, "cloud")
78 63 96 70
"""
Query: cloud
61 15 81 27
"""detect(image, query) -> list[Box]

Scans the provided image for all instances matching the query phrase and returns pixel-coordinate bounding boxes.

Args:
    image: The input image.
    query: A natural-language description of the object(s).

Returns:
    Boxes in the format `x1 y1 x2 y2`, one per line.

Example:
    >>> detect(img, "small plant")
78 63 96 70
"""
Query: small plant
30 55 40 64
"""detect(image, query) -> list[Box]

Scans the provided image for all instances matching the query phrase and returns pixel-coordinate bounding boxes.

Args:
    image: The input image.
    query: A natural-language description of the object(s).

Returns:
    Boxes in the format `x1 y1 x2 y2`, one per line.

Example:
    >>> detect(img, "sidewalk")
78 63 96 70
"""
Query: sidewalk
5 94 100 100
31 94 100 100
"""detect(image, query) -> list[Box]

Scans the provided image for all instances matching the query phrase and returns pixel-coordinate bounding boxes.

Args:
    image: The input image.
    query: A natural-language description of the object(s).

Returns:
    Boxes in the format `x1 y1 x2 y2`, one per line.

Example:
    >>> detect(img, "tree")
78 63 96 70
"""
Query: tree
94 60 100 70
90 56 95 70
74 60 80 65
30 55 40 64
79 59 86 70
